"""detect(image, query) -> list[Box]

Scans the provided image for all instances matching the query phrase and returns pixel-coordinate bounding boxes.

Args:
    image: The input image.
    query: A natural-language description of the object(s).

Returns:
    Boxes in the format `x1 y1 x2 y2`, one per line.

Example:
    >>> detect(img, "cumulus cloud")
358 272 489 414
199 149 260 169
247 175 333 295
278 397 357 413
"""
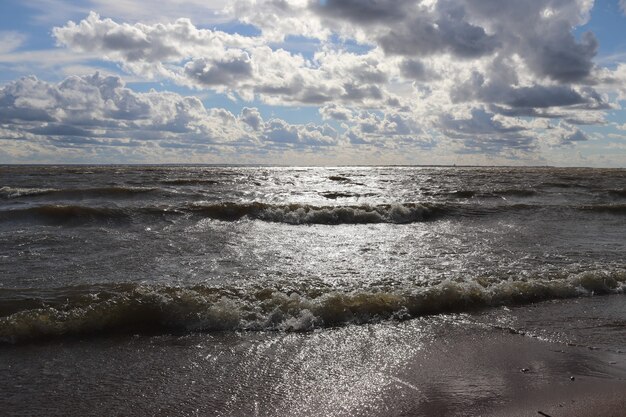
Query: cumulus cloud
438 108 536 154
53 13 393 106
319 104 352 121
544 123 591 146
184 53 253 87
340 110 433 148
0 73 341 156
3 0 623 163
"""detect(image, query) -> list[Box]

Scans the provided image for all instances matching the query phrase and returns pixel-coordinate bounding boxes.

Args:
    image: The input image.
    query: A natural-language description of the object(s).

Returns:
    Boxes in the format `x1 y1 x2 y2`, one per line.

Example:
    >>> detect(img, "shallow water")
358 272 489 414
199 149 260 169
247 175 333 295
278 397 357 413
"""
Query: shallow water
1 296 625 416
0 165 625 342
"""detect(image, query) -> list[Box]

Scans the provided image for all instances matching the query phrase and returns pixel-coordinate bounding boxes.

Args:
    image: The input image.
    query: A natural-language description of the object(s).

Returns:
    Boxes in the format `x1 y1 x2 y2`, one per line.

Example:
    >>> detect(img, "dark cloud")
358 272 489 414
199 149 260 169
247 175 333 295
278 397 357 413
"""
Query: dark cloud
184 54 253 87
451 68 607 114
239 107 263 130
440 108 523 136
487 105 563 120
524 29 597 83
311 0 414 23
464 0 597 82
504 85 587 108
399 59 428 81
378 7 498 58
438 108 536 154
560 128 589 144
311 0 597 81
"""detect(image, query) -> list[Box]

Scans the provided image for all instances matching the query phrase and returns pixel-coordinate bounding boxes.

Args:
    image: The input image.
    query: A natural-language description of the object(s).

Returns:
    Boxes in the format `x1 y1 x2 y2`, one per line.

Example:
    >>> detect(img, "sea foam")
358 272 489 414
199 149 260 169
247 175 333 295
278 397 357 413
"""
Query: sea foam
1 270 623 343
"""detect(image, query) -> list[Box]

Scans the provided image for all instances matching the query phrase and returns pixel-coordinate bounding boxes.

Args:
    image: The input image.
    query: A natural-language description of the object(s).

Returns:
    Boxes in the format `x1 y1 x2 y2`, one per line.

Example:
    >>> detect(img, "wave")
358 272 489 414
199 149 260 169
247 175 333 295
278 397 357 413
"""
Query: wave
1 271 624 343
608 189 626 198
495 189 538 197
2 201 624 226
0 187 58 198
0 202 438 225
160 179 219 186
0 205 176 225
579 204 626 215
444 189 538 199
327 175 365 186
320 191 357 199
0 186 158 199
447 190 477 198
328 175 351 182
0 205 133 224
186 202 438 224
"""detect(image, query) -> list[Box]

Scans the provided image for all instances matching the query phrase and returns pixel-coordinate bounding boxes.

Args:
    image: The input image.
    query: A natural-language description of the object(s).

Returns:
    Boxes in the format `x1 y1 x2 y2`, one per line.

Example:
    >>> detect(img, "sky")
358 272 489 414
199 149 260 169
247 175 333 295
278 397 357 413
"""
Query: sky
1 0 626 166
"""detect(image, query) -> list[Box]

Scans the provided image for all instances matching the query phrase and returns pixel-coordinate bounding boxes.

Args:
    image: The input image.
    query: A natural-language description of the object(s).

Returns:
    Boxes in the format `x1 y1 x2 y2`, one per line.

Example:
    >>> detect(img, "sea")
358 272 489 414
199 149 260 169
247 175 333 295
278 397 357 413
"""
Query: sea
0 165 625 415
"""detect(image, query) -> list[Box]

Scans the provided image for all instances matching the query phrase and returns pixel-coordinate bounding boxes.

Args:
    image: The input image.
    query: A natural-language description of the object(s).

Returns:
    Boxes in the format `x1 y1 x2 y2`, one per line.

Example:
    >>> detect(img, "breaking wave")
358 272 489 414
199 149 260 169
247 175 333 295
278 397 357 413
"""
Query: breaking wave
187 202 437 224
0 202 440 225
1 271 624 343
2 201 625 226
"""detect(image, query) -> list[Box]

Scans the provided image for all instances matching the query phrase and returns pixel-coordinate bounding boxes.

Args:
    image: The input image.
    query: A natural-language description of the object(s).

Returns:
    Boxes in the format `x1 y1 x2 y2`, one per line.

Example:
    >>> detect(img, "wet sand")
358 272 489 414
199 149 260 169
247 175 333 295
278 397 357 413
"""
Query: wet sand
1 296 625 416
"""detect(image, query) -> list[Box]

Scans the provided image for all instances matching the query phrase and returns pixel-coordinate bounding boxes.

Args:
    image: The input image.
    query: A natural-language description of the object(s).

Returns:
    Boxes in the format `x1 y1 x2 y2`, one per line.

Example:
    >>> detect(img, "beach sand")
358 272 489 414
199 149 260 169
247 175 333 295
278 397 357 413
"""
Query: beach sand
1 295 625 416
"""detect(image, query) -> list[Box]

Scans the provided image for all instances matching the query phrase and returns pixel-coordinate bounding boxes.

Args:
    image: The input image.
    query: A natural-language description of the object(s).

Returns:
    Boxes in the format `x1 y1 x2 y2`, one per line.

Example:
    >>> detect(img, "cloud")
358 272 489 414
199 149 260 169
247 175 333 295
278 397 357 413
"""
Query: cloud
306 0 598 81
560 128 589 144
340 110 432 148
52 7 608 112
312 0 414 24
239 107 262 130
377 3 500 58
0 31 27 54
53 13 393 106
545 123 591 146
0 73 341 156
4 1 623 164
438 108 536 154
319 104 352 121
184 53 253 87
399 59 434 81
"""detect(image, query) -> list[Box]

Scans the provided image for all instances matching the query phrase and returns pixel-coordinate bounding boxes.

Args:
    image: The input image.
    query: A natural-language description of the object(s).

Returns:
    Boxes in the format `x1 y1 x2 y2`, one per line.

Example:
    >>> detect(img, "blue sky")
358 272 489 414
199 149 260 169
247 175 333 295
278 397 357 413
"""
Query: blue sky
1 0 626 166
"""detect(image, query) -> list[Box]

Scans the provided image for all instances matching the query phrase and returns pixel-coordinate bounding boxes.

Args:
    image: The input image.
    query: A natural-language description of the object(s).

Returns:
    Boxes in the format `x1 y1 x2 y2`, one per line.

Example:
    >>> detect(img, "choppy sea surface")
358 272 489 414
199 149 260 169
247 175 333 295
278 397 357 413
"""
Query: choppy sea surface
0 165 625 343
2 165 626 416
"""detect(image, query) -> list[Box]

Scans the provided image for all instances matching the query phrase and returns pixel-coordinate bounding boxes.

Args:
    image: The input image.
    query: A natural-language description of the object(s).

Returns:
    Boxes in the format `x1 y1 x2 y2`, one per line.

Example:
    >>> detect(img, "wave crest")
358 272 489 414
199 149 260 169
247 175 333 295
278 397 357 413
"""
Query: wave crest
1 271 624 343
188 202 436 224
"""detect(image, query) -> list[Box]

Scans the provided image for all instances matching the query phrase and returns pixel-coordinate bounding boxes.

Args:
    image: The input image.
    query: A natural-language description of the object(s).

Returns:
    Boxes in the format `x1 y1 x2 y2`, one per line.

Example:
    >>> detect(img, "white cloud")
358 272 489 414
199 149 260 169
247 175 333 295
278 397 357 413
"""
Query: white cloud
3 0 625 164
0 31 27 54
0 73 342 158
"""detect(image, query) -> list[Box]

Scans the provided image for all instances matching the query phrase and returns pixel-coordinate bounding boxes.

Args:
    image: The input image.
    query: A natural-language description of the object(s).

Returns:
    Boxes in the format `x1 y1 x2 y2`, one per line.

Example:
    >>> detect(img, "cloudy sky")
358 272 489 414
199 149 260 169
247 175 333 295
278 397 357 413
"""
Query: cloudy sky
1 0 626 165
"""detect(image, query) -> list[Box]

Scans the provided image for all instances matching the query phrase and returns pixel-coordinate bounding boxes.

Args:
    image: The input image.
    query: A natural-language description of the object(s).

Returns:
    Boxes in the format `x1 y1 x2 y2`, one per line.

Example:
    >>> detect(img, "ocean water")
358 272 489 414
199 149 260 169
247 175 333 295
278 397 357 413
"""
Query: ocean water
1 165 626 416
0 165 625 342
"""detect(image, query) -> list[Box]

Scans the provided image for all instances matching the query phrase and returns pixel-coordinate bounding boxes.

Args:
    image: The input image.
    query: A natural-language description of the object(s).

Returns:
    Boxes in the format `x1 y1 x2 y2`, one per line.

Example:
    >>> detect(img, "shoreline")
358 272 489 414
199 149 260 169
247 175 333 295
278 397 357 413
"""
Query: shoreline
1 295 625 416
